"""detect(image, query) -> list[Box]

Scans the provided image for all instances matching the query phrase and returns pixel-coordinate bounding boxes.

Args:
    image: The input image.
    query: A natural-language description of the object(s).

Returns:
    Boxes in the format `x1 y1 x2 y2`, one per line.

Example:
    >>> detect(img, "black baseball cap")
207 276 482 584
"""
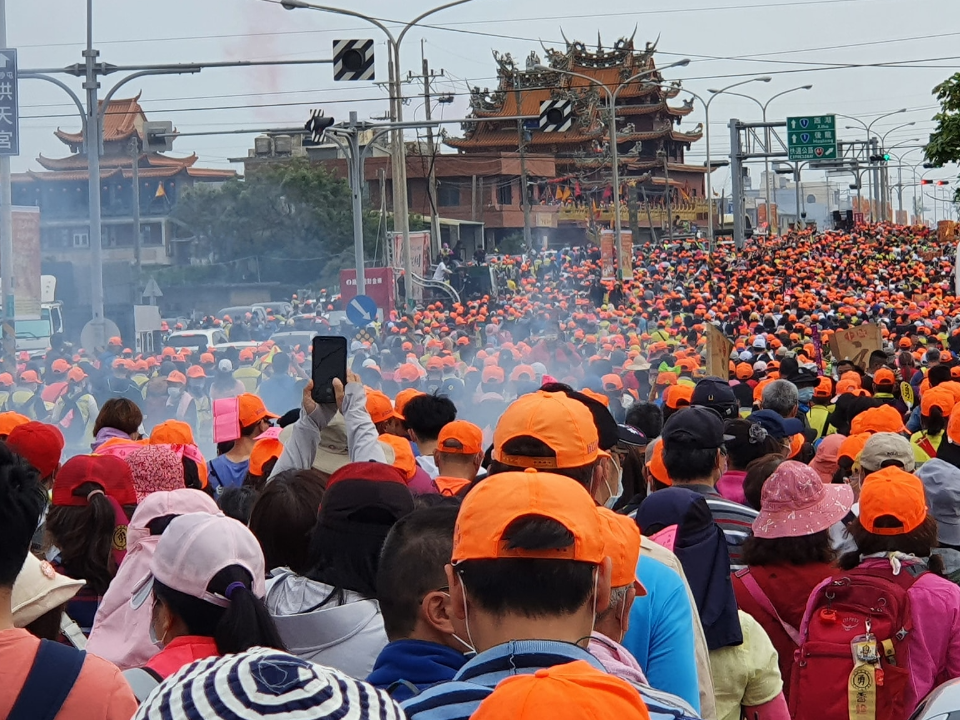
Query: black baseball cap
616 423 648 448
661 406 734 450
748 410 805 440
690 377 739 420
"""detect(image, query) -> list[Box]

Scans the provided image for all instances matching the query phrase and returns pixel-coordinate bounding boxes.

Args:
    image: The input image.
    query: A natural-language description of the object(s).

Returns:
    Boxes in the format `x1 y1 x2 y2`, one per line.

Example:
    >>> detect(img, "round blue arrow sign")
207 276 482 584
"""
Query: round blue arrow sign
347 294 379 327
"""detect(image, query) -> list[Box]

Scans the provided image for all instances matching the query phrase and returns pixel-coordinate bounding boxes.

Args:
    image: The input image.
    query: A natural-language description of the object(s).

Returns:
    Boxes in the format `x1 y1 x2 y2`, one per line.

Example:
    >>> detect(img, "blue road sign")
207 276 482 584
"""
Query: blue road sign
346 294 378 327
0 49 19 157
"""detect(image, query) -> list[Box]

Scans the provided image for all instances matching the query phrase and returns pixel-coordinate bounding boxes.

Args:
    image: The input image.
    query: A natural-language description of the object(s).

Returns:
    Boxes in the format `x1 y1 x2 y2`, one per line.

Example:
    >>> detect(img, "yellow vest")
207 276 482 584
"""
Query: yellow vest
233 367 261 393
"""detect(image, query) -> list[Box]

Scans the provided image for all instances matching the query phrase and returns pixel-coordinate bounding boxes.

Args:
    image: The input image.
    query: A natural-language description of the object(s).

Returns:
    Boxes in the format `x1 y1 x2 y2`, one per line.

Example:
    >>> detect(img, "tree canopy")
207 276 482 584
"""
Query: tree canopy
926 72 960 202
171 159 383 285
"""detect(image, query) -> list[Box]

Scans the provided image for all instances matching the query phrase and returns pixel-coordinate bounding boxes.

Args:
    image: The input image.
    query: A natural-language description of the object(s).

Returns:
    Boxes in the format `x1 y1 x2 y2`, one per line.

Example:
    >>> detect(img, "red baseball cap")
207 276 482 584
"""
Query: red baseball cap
52 454 137 507
6 422 65 478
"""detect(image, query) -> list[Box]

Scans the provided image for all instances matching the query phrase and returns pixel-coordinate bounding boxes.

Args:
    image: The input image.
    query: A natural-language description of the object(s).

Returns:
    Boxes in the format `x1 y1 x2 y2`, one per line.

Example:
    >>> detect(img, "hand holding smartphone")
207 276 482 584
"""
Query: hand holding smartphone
311 336 347 405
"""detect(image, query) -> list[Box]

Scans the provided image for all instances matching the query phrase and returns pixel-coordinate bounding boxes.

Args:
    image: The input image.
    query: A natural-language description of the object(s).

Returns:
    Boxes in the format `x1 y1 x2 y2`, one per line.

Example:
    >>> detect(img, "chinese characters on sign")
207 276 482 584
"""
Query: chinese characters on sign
786 115 836 162
0 50 18 156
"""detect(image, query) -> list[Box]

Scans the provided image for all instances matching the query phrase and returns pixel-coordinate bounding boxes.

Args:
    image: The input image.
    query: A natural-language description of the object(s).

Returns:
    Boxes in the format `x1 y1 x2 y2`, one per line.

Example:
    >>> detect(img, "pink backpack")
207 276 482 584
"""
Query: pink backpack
790 563 925 720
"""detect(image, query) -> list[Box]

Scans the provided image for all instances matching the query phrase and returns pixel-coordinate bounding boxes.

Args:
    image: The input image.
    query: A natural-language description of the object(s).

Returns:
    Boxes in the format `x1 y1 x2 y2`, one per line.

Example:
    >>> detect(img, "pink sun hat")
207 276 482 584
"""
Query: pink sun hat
753 460 854 539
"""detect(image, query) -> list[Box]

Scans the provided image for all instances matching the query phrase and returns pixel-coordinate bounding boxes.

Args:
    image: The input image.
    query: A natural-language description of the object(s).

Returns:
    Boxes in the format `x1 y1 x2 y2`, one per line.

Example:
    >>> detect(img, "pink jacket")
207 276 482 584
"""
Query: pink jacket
85 489 220 670
857 558 960 710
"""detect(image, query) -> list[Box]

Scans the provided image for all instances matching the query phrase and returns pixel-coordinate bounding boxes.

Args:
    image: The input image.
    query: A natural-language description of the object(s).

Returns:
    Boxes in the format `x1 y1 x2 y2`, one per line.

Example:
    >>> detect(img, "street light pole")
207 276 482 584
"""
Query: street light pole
702 77 772 248
279 0 474 312
838 108 906 222
715 85 812 235
536 59 690 274
0 0 13 365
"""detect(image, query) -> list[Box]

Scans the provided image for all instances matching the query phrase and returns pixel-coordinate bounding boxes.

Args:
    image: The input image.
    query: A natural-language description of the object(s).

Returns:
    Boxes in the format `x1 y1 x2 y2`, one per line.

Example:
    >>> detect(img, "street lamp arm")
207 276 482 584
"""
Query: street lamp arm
279 0 395 41
706 77 771 110
708 90 763 112
762 85 813 113
397 0 475 46
99 67 201 123
20 73 87 132
835 114 867 132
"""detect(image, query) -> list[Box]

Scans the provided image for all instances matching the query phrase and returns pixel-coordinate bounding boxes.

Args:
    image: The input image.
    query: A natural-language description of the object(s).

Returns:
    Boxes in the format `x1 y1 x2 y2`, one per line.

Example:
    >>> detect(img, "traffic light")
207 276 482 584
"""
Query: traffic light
304 109 334 143
869 154 890 163
333 40 375 81
936 180 949 186
538 99 574 132
883 153 890 161
920 179 931 185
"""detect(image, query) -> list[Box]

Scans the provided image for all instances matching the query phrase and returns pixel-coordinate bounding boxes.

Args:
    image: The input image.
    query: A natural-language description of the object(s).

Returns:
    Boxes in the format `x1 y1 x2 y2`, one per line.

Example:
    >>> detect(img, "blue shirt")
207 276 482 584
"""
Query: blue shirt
207 454 249 490
367 639 468 702
401 639 698 720
622 554 701 714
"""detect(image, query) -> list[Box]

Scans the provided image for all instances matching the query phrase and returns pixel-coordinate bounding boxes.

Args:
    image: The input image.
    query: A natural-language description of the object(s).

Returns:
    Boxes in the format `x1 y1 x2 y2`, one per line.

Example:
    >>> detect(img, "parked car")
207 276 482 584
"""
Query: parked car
164 329 228 353
253 301 294 318
217 306 268 323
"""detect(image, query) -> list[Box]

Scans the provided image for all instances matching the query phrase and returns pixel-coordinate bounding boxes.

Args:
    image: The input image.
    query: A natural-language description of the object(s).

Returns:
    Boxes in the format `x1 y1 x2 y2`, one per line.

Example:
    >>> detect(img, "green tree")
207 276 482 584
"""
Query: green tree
926 72 960 203
171 159 381 285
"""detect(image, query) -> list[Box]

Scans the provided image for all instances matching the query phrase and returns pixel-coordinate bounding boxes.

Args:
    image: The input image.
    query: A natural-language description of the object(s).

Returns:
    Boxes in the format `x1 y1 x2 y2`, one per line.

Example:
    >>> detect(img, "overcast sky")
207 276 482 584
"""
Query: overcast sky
9 0 960 198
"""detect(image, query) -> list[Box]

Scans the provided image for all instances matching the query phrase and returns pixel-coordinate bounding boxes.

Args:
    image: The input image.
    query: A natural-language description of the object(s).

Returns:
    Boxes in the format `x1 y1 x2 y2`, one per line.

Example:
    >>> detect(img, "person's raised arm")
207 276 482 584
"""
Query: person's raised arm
338 370 387 464
268 380 338 480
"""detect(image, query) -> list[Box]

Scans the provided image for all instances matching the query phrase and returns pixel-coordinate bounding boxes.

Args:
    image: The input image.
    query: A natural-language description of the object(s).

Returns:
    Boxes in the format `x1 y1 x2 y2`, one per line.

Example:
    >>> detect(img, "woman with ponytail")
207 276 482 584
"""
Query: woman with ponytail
913 388 956 465
123 513 284 701
44 454 138 636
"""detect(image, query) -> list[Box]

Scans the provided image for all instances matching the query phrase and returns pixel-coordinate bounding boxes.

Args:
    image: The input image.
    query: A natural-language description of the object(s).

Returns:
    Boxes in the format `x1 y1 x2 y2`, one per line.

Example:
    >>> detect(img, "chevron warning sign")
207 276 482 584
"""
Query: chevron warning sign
333 39 375 81
539 99 574 132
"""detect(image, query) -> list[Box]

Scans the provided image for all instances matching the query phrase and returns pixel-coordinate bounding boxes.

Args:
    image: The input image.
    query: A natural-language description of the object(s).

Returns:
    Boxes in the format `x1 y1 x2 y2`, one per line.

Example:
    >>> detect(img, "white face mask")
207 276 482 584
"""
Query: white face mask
167 387 182 398
603 456 624 510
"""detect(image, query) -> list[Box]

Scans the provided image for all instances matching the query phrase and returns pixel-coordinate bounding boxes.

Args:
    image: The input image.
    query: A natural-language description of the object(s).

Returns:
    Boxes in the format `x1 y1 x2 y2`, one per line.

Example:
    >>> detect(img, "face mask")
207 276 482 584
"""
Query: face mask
167 387 182 398
603 457 624 510
441 592 477 655
798 387 815 403
149 602 168 648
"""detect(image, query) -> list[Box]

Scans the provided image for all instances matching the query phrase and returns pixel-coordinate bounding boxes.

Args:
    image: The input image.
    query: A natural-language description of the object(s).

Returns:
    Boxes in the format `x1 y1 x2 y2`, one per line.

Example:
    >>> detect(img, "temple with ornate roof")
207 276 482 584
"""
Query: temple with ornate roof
444 35 709 244
12 93 234 280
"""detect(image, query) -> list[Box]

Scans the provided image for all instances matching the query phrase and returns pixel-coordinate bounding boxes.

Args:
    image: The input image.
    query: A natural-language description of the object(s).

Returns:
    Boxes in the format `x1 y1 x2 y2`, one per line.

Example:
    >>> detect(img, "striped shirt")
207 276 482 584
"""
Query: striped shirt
401 639 700 720
681 483 758 571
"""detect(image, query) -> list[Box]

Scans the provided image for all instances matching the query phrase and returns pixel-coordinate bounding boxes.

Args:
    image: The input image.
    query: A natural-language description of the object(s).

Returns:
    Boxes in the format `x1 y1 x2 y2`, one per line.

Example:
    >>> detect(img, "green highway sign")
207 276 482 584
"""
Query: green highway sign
786 115 837 162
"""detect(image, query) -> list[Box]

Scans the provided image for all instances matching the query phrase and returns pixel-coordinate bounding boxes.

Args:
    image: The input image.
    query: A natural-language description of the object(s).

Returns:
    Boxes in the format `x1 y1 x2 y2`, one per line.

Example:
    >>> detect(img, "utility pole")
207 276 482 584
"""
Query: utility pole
0 0 13 366
417 45 442 258
129 136 141 280
84 0 106 350
514 83 533 251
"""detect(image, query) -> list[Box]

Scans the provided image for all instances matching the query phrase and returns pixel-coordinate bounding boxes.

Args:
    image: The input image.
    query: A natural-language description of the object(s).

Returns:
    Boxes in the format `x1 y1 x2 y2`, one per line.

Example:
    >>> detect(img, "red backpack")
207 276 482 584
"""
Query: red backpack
790 562 925 720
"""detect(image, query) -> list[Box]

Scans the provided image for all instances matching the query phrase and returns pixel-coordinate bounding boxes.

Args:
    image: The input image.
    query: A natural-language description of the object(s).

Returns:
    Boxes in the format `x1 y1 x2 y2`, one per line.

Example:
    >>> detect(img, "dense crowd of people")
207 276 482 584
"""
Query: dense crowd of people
3 221 960 719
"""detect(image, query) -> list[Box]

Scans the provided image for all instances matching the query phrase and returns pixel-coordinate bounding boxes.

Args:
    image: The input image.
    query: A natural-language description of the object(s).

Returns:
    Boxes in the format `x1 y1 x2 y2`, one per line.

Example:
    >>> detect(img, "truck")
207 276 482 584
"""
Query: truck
0 275 65 356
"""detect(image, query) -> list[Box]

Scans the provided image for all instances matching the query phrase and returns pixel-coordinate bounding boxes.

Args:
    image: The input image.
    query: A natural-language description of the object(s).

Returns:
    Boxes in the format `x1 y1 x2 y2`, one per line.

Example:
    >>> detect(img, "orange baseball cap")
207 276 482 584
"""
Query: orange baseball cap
19 370 40 384
426 356 443 371
838 432 871 463
656 371 678 386
67 367 87 383
167 371 186 385
787 433 804 459
859 466 927 536
0 412 30 437
510 364 536 382
947 403 960 445
150 420 196 446
922 387 956 418
366 389 400 425
394 388 424 418
437 420 483 455
249 437 284 476
663 384 694 410
239 348 255 362
873 368 896 386
238 393 278 428
492 391 599 469
395 363 421 383
482 366 505 384
452 471 604 564
200 353 215 364
735 362 753 381
597 506 643 592
647 439 672 486
51 358 71 374
580 388 609 407
108 336 123 346
186 365 206 379
850 405 906 435
601 374 623 391
378 434 417 481
471 660 650 720
0 373 13 387
814 376 833 398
